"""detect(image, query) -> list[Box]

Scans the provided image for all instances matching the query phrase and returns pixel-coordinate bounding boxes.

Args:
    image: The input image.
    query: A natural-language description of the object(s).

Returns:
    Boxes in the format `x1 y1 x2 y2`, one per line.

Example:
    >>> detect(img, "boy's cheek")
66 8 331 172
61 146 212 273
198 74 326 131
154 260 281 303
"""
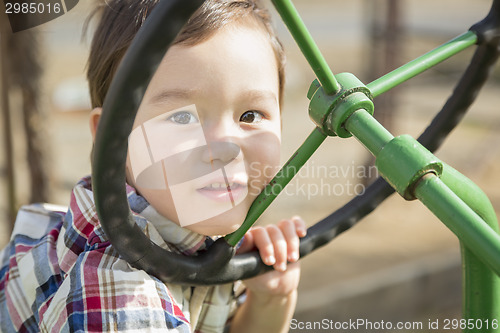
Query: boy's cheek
245 130 281 165
140 187 183 223
243 131 281 196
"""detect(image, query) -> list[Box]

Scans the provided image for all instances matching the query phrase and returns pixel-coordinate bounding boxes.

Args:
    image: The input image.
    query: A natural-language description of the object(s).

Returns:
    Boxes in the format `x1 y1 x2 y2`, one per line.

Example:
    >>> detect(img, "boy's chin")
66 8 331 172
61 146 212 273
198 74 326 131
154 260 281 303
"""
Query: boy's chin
182 206 247 237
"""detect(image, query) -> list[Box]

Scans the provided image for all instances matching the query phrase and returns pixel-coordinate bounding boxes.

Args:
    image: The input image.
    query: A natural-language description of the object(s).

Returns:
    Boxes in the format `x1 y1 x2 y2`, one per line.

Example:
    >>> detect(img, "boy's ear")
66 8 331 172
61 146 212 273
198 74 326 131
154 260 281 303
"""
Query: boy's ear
89 107 102 142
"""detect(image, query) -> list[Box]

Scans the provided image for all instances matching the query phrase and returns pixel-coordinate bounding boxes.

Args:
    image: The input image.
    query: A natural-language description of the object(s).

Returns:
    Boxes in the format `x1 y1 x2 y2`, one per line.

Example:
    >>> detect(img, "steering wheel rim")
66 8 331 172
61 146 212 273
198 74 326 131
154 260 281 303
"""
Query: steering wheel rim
93 0 500 285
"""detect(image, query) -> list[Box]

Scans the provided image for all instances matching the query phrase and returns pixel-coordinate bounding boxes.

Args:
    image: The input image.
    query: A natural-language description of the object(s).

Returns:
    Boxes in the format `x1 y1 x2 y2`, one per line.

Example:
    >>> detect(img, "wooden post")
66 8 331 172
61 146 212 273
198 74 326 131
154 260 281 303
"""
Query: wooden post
363 0 403 184
0 29 17 230
13 29 49 204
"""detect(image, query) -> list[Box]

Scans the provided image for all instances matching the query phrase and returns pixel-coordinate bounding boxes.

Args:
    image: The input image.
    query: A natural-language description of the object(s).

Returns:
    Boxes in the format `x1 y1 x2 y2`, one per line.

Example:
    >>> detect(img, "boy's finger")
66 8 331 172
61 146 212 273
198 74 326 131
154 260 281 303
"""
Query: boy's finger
292 216 307 237
267 225 288 272
279 219 300 262
252 227 276 266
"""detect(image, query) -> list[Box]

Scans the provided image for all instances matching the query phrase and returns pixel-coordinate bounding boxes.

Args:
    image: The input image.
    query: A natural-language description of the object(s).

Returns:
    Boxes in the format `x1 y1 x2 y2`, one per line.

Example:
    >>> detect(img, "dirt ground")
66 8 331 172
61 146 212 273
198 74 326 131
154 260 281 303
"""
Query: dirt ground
1 0 499 328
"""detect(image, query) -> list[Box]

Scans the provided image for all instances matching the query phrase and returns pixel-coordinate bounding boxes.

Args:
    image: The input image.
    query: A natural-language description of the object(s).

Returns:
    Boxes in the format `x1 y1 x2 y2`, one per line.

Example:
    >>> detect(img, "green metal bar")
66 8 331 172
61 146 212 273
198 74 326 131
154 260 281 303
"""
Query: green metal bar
367 31 477 97
225 127 327 246
271 0 340 95
340 104 500 323
416 172 500 330
440 164 500 330
344 109 394 156
337 101 500 323
414 174 500 278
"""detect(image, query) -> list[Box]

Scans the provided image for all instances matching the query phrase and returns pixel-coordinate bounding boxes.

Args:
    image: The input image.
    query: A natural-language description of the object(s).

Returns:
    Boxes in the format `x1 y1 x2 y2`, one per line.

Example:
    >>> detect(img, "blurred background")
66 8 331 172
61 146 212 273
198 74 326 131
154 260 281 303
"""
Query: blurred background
1 0 499 331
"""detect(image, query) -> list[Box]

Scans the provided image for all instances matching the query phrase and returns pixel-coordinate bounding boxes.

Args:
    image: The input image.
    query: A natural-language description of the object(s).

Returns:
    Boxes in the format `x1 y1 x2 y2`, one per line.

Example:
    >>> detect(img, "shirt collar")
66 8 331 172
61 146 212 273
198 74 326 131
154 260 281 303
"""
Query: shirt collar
68 176 208 256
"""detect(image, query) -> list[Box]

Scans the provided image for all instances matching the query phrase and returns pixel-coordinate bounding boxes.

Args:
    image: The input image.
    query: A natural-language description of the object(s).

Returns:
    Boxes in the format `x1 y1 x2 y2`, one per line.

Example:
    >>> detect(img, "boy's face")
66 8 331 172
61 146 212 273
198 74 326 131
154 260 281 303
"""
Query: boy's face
126 22 281 236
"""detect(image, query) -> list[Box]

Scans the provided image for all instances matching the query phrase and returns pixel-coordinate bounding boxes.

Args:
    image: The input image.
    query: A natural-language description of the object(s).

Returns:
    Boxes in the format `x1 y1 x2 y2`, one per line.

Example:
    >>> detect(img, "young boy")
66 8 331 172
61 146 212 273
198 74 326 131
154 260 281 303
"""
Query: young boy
0 0 306 332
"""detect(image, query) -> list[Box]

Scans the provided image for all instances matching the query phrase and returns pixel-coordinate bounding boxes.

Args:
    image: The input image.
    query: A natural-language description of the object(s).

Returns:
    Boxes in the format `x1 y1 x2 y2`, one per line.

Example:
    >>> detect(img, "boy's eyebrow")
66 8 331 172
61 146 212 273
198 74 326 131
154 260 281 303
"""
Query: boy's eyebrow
148 88 278 104
239 89 278 104
148 88 197 104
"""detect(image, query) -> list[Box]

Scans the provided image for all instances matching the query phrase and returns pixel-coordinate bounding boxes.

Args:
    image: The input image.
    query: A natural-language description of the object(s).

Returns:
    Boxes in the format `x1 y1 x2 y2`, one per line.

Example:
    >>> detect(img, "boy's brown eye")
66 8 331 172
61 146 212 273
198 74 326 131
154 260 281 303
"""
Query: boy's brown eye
240 110 263 123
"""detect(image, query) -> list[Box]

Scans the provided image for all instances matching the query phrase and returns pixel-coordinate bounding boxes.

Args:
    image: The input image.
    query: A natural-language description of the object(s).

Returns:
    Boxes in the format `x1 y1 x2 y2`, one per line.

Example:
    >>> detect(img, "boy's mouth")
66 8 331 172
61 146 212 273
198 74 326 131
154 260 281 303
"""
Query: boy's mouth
196 179 247 205
201 182 240 190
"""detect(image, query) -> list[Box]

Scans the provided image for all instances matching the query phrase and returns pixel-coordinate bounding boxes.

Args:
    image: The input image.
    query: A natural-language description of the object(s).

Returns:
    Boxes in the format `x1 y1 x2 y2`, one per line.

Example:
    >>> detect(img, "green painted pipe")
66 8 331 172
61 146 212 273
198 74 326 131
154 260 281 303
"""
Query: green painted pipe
344 109 394 156
440 164 500 331
414 174 500 278
347 108 500 323
367 31 477 97
271 0 340 95
225 127 327 246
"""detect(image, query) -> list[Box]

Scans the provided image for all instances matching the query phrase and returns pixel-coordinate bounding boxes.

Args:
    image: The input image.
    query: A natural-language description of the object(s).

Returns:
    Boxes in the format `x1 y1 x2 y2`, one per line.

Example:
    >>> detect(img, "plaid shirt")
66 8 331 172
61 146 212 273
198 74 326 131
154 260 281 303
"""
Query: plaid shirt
0 177 240 332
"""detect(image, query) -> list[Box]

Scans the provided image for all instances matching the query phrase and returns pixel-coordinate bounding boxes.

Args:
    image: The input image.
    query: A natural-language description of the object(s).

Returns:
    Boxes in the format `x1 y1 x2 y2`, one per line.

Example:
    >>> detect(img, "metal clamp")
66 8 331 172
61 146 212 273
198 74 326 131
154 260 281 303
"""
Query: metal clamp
307 73 374 137
375 135 443 200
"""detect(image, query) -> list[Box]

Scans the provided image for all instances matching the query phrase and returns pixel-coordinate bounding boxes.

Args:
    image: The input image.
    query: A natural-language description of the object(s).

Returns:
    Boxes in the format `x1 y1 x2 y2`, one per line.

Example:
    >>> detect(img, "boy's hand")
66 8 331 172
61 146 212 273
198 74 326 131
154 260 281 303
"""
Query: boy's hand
230 217 306 333
236 216 307 296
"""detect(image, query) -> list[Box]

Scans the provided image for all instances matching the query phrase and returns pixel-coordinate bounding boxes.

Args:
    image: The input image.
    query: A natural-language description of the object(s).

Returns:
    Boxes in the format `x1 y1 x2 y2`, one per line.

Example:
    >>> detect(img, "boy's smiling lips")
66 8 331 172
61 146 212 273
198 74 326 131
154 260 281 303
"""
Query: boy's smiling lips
196 175 248 204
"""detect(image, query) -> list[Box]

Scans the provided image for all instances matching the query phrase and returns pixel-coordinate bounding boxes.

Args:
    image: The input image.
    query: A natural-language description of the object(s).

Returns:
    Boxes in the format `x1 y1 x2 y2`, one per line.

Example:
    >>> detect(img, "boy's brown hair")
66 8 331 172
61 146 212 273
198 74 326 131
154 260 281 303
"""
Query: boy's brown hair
86 0 286 109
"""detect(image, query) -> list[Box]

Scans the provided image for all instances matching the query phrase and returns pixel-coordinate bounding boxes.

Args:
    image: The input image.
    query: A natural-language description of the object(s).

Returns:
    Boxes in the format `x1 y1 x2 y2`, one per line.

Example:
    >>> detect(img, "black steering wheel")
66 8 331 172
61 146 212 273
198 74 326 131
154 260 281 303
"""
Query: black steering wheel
92 0 500 285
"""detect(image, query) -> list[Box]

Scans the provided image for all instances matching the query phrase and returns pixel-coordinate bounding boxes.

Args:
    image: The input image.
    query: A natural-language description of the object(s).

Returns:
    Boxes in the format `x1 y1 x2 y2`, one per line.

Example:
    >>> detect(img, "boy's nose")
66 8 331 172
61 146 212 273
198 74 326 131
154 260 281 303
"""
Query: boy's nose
201 118 241 164
201 141 240 164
